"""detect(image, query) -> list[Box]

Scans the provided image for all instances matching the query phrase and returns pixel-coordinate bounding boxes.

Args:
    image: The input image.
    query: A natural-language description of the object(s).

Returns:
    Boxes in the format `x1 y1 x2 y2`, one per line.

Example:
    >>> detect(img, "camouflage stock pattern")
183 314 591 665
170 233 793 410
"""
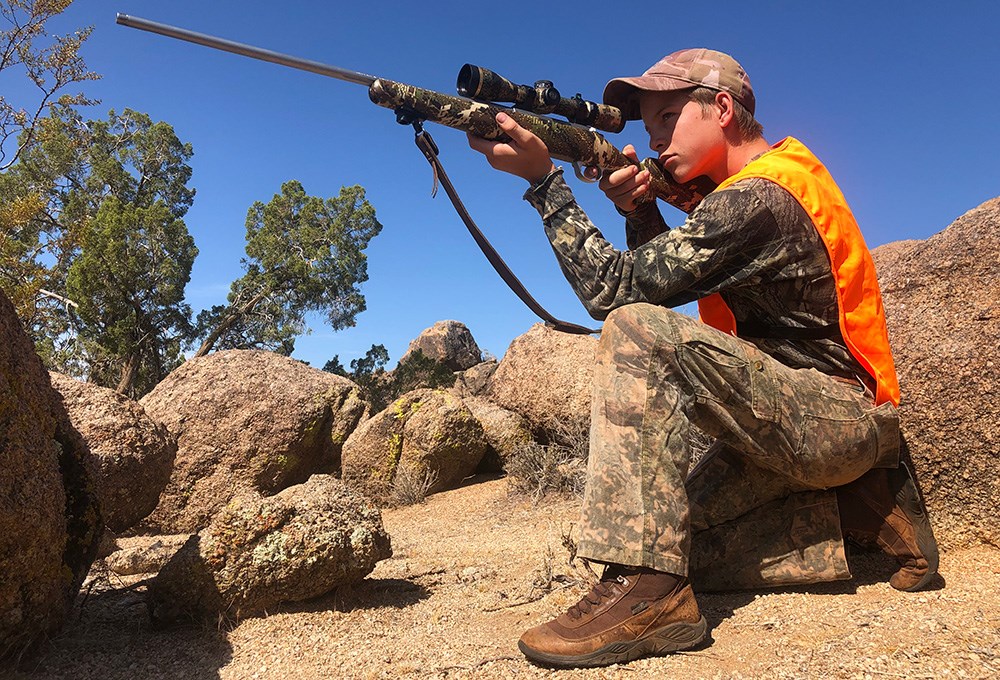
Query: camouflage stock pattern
577 302 899 584
369 79 714 213
641 159 715 214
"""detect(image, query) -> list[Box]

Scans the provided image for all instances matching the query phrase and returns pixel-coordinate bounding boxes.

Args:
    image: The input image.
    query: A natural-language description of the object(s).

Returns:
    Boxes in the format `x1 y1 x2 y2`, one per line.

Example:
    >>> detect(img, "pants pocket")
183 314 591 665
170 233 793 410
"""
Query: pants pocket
795 395 877 487
742 342 780 423
675 338 781 424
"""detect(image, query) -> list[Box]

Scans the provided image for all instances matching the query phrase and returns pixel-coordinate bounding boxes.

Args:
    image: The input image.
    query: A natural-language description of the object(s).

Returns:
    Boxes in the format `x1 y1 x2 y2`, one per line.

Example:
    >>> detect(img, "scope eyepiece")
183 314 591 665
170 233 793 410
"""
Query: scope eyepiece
553 94 625 134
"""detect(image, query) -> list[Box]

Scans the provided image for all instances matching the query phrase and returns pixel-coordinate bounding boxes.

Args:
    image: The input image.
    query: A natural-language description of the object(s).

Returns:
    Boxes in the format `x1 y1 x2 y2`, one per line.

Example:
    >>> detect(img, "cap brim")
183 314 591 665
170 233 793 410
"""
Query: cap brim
603 75 695 121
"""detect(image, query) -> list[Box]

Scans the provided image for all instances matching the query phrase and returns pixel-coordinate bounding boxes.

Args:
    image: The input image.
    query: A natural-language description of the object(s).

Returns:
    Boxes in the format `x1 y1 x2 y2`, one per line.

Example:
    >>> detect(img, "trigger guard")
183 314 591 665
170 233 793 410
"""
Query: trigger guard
572 161 602 183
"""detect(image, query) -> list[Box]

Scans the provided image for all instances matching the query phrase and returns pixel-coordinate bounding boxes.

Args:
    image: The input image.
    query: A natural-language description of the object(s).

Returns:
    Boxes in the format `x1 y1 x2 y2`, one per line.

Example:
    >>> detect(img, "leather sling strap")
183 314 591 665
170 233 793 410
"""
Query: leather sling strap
410 124 598 335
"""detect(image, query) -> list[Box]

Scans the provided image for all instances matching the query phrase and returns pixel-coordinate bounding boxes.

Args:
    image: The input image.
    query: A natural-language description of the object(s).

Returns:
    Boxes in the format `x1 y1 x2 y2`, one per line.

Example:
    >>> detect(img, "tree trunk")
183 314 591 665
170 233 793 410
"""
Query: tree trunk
193 288 270 358
193 311 238 358
116 352 140 396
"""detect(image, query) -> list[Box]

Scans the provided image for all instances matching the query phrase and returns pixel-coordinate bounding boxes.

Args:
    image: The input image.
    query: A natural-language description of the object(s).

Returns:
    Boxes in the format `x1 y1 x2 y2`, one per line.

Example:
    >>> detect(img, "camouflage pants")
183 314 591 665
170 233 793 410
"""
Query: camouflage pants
578 303 900 588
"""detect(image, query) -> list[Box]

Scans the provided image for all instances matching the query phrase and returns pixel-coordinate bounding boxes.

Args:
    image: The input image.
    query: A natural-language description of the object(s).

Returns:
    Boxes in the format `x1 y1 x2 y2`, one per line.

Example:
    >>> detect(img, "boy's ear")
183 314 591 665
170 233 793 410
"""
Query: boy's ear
716 91 735 127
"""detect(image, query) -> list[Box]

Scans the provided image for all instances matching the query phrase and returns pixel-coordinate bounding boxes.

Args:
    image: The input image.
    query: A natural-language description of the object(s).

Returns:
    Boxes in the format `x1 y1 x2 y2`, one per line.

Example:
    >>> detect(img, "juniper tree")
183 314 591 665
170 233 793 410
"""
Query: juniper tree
193 180 381 357
2 106 197 395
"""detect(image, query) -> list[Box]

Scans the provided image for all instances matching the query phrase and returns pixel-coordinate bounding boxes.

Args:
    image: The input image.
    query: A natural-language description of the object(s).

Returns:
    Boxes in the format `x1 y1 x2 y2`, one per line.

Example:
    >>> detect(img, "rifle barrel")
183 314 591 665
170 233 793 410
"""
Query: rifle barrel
115 14 377 87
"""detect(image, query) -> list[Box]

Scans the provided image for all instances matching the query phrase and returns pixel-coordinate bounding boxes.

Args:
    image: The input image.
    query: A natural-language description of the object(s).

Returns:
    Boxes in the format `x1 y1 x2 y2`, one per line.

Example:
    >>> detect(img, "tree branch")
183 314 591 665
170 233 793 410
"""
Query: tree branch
37 287 78 309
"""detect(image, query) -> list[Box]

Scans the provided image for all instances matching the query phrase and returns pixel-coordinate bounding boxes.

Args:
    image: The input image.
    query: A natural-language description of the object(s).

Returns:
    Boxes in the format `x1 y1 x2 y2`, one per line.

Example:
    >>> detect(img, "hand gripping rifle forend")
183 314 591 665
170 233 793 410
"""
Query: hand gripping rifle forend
368 79 712 214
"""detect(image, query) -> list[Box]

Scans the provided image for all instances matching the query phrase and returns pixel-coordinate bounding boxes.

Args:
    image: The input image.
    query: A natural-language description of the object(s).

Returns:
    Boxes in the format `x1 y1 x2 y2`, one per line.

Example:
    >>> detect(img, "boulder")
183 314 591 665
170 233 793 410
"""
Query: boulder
342 389 487 502
49 373 176 533
104 534 191 576
872 196 1000 547
450 359 498 399
0 293 101 659
464 396 533 472
487 323 598 444
147 475 391 623
138 350 366 534
399 320 482 372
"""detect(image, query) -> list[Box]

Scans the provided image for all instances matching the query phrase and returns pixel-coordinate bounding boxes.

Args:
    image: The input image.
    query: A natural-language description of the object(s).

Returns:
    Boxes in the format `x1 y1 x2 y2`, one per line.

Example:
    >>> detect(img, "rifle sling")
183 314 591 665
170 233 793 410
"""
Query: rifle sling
411 126 598 336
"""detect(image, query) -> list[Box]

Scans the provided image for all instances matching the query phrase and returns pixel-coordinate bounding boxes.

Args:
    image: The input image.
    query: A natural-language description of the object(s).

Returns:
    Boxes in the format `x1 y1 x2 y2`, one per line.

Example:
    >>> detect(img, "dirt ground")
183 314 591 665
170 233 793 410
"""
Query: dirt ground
12 476 1000 679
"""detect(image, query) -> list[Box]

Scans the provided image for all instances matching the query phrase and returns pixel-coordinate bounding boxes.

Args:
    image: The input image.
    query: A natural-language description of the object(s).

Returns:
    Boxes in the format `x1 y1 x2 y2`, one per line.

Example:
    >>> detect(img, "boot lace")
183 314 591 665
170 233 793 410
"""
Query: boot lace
566 575 626 620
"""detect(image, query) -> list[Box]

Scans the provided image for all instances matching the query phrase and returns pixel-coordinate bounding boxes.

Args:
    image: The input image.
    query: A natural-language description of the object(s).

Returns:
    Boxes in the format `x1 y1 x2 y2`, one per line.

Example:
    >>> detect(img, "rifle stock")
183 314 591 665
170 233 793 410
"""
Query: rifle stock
117 14 715 213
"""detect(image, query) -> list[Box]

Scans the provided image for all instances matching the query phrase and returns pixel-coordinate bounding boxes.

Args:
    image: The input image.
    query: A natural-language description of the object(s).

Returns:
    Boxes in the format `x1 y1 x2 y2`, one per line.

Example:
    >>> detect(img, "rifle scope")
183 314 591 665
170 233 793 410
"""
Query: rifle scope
457 64 625 134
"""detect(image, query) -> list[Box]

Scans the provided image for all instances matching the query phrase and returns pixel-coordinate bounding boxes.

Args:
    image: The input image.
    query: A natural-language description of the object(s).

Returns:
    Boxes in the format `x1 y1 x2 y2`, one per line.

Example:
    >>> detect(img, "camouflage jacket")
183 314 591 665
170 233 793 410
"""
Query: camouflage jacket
524 168 869 382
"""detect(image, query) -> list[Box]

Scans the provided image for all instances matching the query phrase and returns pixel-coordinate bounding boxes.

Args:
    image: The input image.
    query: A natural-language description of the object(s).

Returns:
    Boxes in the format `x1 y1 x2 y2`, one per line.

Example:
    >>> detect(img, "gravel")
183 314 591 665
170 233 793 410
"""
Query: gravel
11 477 999 679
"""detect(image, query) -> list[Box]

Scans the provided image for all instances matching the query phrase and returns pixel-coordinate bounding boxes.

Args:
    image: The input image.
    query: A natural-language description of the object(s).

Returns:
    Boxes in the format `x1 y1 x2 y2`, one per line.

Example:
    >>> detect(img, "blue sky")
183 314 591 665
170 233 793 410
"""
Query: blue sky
26 0 1000 369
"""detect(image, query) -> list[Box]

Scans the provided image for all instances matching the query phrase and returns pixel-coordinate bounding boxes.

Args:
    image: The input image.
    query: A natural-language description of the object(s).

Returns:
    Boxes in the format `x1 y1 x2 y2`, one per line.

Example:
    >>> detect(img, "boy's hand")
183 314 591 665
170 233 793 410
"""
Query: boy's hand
468 112 556 183
598 144 651 212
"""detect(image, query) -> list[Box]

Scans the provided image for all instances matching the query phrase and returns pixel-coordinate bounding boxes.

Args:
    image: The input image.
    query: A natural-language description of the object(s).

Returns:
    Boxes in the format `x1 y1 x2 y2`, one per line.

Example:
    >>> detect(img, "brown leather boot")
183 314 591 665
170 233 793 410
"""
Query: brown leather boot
837 460 939 591
517 565 707 668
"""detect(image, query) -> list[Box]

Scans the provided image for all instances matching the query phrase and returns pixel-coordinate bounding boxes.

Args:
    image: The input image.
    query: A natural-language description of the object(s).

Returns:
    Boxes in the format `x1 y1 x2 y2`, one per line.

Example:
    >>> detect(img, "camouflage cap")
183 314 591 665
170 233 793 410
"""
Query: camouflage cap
603 48 755 120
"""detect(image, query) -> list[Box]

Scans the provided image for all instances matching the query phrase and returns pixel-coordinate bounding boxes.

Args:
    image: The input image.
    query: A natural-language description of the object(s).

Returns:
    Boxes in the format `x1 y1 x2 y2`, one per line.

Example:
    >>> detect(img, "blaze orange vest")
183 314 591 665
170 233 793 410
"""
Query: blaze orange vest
697 137 900 406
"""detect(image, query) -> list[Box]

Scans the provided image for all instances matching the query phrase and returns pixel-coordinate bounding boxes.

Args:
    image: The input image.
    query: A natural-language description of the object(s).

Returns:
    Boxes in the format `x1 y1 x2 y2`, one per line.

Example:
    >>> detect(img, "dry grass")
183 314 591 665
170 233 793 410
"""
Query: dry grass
387 466 439 508
505 418 589 501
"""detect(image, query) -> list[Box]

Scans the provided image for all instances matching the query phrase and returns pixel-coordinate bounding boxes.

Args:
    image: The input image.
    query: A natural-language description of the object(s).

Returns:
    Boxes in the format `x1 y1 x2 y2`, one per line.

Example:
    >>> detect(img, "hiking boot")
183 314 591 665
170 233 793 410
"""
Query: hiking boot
837 459 939 591
517 565 707 668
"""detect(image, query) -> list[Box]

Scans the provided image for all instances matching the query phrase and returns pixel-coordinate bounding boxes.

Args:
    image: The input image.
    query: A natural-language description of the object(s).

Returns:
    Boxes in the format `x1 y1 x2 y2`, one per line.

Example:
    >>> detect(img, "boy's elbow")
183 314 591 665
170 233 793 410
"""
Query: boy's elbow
581 298 615 321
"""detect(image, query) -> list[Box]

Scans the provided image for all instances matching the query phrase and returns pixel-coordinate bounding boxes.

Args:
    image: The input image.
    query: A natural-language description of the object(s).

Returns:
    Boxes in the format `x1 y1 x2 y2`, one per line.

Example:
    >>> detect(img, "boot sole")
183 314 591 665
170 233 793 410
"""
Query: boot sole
518 615 708 668
891 453 939 591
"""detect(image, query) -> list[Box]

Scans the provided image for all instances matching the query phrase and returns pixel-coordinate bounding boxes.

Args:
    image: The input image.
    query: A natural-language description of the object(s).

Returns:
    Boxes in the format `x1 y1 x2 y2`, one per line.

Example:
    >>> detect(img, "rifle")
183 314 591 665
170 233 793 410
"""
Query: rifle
115 15 715 334
115 14 713 213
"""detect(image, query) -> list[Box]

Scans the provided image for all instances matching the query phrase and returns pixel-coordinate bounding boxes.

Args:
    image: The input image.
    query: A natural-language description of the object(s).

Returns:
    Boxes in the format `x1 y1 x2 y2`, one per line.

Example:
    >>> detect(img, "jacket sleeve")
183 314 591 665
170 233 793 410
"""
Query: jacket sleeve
622 202 670 249
524 168 785 320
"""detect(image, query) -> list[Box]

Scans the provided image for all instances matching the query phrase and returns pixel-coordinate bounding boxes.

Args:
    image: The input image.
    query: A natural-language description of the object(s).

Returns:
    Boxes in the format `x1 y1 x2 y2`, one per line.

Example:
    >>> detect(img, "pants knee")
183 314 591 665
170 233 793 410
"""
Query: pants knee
599 303 691 353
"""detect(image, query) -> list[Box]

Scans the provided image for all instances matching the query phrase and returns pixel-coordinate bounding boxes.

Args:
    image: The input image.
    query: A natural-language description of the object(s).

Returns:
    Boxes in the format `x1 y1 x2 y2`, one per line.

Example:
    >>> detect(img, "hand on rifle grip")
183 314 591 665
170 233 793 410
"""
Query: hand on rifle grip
598 144 651 212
